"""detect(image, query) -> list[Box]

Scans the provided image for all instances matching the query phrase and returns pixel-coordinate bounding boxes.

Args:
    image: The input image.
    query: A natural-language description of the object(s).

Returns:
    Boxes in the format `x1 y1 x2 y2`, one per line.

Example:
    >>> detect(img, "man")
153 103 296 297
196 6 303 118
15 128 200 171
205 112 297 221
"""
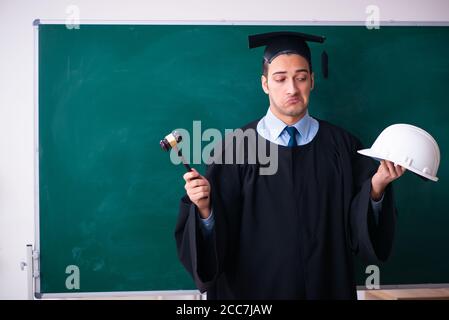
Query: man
175 31 405 299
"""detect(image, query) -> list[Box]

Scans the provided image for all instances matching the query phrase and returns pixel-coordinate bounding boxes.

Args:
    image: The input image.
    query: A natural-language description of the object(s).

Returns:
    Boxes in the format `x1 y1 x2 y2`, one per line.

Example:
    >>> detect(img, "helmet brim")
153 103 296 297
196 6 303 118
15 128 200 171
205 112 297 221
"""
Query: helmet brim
357 149 439 182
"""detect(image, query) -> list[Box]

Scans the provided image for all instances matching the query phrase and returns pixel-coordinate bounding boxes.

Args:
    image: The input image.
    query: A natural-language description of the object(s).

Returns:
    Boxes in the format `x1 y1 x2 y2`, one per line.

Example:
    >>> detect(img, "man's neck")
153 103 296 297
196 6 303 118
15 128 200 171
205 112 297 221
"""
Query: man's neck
269 106 307 126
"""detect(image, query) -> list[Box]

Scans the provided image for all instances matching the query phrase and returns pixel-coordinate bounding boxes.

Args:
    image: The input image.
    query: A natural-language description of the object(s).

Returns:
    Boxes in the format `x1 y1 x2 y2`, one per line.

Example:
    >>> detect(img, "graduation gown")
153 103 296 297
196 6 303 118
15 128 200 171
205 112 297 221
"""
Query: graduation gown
175 118 396 299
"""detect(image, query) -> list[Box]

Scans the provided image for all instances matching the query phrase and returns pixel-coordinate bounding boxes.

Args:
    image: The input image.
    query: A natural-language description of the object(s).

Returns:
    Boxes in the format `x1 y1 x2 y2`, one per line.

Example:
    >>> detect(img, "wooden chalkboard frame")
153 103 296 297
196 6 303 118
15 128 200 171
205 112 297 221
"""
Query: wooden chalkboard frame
32 19 449 299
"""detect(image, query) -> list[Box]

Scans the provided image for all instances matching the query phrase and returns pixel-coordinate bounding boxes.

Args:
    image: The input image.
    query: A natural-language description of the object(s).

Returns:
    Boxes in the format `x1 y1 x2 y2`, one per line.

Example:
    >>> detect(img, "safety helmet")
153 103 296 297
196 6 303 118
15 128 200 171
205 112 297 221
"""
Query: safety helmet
358 124 440 182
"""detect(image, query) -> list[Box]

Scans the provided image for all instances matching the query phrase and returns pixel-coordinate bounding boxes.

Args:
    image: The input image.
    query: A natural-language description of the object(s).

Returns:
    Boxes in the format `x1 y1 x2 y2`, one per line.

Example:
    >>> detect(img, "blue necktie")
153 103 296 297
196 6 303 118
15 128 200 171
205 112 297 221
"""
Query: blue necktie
285 126 298 147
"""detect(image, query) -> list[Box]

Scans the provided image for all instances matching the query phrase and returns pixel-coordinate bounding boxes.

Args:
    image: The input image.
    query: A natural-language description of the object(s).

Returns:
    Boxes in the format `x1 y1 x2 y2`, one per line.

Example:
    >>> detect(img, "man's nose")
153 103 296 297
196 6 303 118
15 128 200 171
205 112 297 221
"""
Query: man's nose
286 78 299 95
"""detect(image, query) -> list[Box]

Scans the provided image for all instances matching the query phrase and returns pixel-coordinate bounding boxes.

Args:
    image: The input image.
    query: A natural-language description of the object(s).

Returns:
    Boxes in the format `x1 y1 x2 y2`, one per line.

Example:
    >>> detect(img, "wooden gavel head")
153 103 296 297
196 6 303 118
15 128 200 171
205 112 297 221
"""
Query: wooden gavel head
160 131 182 151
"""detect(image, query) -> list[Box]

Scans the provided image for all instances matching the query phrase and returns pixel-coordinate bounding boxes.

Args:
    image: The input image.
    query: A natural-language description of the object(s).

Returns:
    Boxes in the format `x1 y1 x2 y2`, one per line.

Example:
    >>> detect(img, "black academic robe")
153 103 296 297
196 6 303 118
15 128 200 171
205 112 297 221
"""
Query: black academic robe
175 118 396 300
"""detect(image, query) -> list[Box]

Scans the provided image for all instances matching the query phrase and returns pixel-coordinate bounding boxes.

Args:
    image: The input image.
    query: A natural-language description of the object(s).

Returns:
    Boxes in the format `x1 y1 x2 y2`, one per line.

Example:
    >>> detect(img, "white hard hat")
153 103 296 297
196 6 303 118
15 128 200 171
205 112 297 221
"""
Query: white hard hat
358 124 440 182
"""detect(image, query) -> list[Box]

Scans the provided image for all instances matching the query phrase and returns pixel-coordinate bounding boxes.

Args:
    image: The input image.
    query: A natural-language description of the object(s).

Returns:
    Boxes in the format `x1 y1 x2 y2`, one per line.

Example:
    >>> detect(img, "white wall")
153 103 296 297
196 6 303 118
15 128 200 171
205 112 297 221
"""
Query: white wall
1 0 448 300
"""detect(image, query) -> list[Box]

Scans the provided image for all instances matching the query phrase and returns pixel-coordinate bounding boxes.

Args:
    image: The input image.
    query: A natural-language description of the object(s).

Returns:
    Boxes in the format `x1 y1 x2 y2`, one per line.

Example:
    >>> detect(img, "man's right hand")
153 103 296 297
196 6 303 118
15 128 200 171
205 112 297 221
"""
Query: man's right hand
183 168 211 219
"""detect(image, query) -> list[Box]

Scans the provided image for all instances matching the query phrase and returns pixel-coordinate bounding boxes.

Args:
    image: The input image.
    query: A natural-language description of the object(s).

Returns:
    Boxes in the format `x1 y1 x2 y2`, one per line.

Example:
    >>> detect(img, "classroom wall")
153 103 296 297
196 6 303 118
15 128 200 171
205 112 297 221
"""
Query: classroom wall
0 0 448 300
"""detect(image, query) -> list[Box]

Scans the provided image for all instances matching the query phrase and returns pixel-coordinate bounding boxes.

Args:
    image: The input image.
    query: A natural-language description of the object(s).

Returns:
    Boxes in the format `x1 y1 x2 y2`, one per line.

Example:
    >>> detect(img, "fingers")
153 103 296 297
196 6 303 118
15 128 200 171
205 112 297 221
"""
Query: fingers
184 173 209 190
384 160 406 179
394 164 405 176
188 185 210 195
379 160 391 175
187 182 210 201
183 169 200 182
189 191 209 202
385 160 396 177
186 183 209 199
186 178 209 188
183 168 211 204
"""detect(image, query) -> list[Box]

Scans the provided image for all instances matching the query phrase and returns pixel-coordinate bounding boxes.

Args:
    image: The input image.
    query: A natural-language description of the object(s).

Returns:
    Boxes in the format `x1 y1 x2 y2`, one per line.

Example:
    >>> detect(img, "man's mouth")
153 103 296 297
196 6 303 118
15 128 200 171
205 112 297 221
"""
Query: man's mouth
286 97 302 104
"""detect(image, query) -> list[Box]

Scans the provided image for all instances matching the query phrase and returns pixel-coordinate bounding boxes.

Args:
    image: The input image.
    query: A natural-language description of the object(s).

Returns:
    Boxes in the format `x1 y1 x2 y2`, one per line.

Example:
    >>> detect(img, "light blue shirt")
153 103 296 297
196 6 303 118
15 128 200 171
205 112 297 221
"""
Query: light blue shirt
199 108 384 235
256 108 319 146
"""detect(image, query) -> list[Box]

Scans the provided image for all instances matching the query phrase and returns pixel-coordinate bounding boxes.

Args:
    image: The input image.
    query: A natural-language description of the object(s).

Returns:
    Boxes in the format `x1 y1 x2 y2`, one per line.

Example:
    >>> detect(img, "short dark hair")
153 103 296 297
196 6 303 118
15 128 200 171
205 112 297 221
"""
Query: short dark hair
261 55 312 77
262 60 269 77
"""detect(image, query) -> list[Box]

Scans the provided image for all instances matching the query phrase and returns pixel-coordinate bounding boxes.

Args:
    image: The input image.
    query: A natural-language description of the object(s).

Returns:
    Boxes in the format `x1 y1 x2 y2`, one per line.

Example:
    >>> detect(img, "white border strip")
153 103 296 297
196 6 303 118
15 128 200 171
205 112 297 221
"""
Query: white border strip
40 290 204 299
357 283 449 290
33 20 41 298
33 19 449 26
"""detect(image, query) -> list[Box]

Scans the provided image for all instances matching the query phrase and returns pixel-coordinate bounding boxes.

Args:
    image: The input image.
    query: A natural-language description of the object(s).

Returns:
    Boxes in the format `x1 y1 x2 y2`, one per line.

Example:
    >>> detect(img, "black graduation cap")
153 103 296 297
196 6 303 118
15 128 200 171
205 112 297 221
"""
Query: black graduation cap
248 31 328 78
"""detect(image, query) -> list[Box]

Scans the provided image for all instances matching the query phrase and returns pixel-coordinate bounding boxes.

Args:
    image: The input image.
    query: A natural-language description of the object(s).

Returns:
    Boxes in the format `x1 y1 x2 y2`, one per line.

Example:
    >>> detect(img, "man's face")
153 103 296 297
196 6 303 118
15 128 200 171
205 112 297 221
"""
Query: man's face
261 54 314 122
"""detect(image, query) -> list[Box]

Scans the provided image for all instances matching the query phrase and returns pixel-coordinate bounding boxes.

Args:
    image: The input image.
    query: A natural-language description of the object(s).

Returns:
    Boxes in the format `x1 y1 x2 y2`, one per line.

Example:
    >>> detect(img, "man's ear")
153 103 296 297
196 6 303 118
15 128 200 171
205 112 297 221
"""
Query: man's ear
310 72 315 91
261 74 269 94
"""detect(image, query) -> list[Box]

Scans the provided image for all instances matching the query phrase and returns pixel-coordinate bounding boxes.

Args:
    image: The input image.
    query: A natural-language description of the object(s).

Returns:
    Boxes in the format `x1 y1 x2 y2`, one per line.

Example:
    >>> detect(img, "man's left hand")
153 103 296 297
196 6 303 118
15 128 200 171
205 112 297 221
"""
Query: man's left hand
371 160 406 201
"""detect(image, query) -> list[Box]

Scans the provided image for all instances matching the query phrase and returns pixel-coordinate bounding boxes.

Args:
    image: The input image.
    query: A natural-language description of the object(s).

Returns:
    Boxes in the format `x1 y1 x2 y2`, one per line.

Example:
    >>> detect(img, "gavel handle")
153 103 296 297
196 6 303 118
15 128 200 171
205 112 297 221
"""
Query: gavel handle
176 149 193 172
182 162 192 172
176 147 204 189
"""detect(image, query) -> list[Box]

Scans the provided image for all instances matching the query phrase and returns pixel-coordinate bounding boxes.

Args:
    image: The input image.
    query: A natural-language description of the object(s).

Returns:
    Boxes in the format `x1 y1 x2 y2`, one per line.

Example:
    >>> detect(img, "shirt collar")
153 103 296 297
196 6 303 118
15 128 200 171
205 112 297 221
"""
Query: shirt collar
265 108 312 140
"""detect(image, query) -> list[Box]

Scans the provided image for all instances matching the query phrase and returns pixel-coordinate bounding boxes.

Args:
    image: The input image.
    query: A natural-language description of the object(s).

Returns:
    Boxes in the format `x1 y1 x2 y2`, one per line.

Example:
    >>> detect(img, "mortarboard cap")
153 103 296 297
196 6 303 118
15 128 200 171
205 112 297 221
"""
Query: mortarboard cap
248 31 327 76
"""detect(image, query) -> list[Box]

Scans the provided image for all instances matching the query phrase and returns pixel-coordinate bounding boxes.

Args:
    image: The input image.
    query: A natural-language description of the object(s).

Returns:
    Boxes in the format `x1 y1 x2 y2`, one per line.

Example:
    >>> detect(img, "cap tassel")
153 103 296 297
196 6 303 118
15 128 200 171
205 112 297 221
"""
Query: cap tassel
321 50 328 79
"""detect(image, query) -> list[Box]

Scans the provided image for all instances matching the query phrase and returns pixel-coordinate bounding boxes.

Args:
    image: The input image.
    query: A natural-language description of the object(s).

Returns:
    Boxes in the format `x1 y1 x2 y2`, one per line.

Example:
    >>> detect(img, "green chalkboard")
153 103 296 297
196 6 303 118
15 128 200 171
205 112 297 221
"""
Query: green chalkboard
38 23 449 295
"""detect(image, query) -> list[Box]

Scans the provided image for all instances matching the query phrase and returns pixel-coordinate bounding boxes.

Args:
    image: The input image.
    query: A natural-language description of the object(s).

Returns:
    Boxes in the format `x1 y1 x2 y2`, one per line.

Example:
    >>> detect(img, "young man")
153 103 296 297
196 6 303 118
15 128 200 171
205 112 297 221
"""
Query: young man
175 31 405 299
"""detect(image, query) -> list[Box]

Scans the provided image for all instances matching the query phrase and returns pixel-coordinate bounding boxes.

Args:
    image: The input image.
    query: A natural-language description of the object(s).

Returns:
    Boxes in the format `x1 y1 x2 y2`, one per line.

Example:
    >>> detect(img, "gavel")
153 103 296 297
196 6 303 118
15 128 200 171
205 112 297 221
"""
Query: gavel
160 131 192 172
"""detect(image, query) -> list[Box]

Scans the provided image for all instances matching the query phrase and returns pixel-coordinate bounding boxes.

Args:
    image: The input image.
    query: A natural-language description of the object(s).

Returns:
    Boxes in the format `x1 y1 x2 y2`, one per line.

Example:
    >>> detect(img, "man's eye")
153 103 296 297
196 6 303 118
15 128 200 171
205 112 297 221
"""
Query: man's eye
274 78 285 82
296 77 306 81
